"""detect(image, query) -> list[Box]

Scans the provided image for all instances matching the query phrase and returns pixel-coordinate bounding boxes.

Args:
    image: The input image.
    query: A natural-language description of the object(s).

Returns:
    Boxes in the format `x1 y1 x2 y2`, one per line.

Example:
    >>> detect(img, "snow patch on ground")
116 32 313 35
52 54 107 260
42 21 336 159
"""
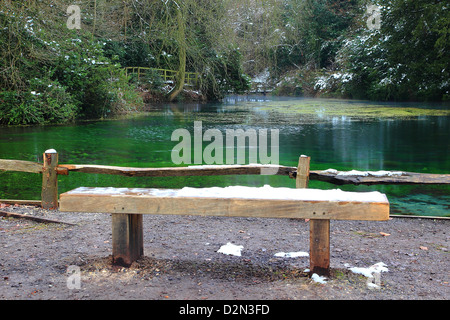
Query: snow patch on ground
311 273 328 284
347 261 388 277
346 262 388 289
217 242 244 256
274 251 309 258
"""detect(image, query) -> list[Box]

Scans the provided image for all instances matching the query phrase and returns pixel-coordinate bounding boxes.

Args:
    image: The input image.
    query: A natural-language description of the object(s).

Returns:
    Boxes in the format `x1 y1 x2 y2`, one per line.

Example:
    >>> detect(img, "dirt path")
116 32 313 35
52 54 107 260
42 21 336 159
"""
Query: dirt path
0 204 448 302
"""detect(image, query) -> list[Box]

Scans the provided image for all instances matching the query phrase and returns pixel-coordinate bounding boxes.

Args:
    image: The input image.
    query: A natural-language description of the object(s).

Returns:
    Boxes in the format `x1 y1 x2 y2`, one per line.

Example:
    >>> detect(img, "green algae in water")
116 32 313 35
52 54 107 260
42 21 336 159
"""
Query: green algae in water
247 98 450 120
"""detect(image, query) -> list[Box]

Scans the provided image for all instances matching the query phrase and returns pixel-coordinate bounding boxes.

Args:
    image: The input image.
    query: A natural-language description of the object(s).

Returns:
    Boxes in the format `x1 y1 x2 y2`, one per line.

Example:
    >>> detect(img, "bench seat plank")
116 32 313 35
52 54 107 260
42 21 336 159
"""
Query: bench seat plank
60 186 389 221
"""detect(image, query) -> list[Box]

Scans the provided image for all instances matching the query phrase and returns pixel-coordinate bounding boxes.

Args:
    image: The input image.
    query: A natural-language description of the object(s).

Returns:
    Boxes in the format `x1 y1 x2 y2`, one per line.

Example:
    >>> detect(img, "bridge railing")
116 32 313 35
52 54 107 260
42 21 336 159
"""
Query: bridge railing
124 67 199 87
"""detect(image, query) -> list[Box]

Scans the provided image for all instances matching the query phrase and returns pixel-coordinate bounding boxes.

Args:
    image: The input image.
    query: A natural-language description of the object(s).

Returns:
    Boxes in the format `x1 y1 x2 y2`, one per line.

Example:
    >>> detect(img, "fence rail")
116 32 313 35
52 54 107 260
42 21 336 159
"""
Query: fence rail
1 150 449 210
124 67 199 87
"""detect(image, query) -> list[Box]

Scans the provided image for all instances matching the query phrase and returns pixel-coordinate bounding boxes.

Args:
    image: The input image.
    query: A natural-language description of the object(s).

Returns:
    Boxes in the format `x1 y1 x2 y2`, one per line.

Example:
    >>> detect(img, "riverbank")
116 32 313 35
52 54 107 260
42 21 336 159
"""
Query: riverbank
0 203 448 301
137 85 206 104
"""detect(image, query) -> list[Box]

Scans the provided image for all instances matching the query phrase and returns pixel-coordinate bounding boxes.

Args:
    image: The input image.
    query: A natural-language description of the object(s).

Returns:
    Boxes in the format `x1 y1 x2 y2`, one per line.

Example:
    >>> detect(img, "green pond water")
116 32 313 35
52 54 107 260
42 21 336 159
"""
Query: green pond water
0 95 449 217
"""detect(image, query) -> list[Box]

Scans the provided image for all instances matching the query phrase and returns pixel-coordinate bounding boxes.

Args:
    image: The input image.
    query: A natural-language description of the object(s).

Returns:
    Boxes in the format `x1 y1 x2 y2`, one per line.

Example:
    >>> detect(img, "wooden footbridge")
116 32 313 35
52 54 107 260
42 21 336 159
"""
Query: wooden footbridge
124 67 199 87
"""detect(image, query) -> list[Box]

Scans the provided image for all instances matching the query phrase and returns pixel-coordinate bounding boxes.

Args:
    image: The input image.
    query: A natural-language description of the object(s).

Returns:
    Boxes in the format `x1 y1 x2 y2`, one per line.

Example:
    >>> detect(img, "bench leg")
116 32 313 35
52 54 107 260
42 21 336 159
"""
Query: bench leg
309 219 330 276
111 213 144 267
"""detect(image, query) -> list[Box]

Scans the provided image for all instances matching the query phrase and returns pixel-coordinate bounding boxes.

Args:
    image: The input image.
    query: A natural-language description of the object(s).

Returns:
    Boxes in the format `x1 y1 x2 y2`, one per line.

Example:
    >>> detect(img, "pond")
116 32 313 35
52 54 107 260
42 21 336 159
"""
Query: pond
0 95 449 217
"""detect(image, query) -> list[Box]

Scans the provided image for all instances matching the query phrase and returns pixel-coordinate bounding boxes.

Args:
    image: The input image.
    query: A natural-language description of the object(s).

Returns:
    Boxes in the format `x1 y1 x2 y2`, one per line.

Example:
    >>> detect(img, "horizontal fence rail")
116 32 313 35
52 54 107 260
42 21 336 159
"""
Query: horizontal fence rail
2 159 449 185
0 159 43 174
1 150 450 212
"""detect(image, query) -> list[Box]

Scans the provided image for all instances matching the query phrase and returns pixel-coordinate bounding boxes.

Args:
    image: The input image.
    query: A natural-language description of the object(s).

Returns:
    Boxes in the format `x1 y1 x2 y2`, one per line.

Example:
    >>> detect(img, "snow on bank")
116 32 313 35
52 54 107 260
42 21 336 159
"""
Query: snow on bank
314 72 353 92
251 68 271 92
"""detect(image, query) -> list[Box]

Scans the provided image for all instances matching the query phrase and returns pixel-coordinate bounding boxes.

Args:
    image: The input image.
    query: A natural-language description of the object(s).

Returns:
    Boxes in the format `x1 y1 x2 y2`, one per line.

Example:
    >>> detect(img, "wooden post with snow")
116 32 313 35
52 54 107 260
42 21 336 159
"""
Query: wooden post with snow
41 149 59 210
296 155 330 277
296 155 310 188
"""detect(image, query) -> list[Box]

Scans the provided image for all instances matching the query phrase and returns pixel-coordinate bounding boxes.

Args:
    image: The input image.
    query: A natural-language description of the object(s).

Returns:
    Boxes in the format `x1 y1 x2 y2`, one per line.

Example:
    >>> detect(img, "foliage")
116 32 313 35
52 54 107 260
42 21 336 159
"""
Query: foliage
0 1 142 125
201 47 251 100
51 38 141 118
332 0 449 101
1 0 447 127
280 0 360 70
376 0 449 101
257 0 449 102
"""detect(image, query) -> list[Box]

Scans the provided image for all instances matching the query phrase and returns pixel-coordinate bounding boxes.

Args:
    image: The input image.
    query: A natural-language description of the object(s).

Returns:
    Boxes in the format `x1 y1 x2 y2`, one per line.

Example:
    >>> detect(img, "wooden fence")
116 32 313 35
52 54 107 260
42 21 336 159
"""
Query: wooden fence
1 149 449 211
124 67 199 87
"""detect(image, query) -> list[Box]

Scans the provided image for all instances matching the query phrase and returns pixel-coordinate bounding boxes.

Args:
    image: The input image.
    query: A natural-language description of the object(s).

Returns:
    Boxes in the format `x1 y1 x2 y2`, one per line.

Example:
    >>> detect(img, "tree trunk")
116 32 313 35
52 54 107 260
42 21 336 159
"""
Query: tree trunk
168 7 186 102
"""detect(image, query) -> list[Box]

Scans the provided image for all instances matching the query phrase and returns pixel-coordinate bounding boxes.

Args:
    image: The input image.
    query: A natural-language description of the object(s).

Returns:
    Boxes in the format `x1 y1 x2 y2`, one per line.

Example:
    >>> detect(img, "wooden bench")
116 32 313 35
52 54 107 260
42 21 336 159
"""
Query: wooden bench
59 184 389 276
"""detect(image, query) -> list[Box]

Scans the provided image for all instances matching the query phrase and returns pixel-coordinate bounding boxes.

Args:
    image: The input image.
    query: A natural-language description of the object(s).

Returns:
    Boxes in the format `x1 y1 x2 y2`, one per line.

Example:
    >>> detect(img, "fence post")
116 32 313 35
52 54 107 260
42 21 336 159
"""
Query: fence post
41 149 59 210
296 155 310 188
112 213 144 267
309 218 330 276
296 155 330 277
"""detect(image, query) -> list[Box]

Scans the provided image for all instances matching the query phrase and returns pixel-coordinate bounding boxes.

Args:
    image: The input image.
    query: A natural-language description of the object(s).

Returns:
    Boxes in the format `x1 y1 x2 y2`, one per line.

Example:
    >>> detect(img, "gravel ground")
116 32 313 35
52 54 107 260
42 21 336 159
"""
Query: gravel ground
0 204 448 302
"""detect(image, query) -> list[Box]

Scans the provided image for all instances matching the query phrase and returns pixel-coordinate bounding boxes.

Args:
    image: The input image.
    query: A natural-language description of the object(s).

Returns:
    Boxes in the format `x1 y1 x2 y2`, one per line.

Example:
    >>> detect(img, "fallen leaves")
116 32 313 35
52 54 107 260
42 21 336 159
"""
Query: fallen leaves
354 230 390 238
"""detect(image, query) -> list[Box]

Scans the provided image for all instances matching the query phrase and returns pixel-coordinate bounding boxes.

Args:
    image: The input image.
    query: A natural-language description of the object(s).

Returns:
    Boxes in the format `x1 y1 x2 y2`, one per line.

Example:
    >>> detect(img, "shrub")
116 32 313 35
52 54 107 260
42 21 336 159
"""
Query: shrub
0 6 143 125
201 47 251 100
